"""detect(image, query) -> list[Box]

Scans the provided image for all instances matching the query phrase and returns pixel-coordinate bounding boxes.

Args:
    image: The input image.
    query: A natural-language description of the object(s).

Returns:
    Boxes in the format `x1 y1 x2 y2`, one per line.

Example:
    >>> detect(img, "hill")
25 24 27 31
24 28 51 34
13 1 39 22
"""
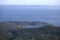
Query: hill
0 21 60 40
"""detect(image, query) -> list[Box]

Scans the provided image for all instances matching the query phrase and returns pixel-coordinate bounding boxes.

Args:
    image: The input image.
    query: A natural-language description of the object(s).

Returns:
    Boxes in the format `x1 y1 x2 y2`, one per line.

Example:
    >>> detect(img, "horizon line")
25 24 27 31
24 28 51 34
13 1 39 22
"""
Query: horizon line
0 5 59 6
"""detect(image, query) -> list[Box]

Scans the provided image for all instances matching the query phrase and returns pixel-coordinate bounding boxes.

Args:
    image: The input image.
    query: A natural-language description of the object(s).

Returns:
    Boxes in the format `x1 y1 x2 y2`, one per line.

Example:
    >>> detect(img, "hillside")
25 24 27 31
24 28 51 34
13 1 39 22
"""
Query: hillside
0 21 60 40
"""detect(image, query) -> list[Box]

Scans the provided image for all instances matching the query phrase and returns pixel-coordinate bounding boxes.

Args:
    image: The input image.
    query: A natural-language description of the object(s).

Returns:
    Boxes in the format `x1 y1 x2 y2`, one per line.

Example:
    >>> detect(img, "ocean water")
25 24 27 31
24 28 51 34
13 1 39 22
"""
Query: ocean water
0 6 60 26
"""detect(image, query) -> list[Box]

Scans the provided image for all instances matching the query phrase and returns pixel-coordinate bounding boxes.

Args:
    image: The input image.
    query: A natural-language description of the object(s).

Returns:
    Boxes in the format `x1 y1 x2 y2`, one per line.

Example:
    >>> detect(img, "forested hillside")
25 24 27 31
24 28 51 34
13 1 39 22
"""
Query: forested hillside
0 22 60 40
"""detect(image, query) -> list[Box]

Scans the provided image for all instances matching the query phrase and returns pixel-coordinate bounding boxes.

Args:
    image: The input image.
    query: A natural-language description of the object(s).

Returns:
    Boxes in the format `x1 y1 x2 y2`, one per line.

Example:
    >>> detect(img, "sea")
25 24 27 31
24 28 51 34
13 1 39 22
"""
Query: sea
0 5 60 26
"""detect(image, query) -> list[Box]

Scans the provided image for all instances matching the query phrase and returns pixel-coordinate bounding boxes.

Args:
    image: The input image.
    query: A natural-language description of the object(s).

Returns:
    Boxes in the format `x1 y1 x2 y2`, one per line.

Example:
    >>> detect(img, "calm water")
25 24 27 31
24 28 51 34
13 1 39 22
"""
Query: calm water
0 6 60 26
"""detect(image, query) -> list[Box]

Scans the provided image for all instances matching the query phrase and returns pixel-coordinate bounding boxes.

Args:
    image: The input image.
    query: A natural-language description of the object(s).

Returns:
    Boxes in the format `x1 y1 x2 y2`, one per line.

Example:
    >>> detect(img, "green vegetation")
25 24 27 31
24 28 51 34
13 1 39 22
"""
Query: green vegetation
0 21 60 40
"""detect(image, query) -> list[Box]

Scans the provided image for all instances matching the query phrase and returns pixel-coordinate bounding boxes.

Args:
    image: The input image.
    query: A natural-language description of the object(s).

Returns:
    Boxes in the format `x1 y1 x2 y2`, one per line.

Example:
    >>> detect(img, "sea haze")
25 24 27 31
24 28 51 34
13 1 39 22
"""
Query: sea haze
0 5 60 26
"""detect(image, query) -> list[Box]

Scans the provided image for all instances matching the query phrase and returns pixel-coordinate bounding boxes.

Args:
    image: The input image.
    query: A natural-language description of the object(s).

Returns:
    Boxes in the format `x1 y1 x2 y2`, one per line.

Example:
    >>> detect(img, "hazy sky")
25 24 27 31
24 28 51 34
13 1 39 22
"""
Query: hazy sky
0 0 59 5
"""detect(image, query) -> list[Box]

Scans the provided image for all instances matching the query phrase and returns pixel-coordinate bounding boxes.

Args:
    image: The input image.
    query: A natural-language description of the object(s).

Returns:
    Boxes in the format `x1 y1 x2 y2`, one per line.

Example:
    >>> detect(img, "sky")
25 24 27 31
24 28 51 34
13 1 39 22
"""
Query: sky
0 0 59 6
